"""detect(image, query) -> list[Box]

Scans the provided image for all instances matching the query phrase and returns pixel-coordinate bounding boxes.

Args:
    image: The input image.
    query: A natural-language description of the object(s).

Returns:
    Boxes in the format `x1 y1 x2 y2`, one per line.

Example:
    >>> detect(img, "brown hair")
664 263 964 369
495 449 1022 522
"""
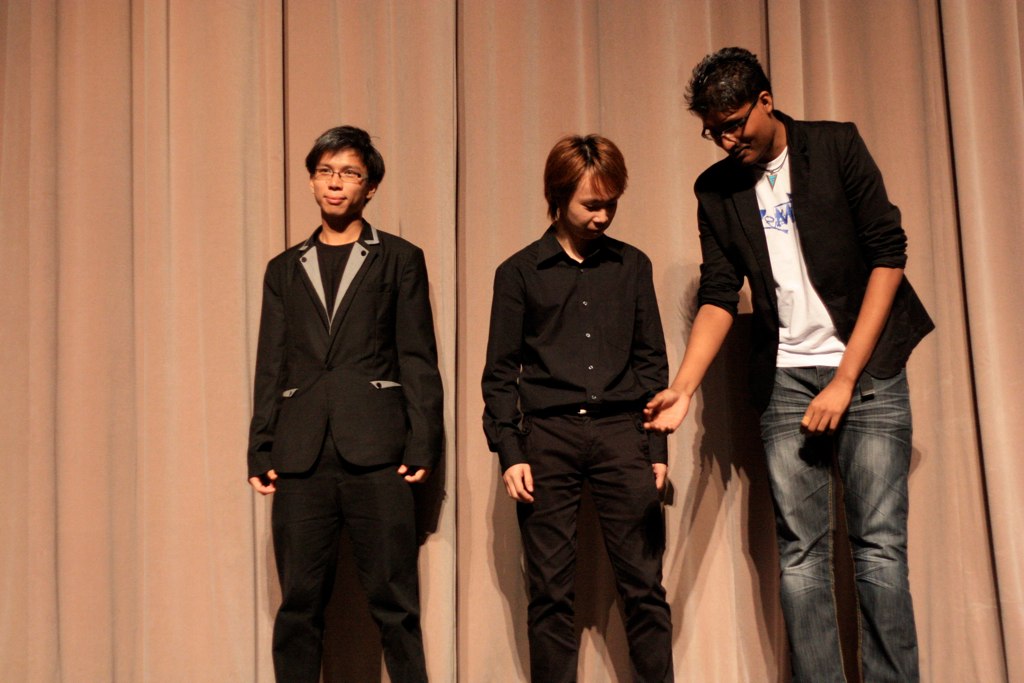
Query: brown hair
543 135 628 220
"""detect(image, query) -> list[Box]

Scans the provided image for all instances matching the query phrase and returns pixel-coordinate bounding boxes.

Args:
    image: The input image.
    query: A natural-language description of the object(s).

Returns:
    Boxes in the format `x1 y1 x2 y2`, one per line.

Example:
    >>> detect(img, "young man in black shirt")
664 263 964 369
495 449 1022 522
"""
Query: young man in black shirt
482 134 673 683
248 126 443 682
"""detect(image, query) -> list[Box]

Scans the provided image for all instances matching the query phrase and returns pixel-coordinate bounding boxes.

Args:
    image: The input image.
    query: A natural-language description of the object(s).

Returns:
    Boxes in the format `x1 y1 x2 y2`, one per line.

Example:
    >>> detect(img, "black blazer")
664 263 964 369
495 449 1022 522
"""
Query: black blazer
694 111 934 412
247 222 444 477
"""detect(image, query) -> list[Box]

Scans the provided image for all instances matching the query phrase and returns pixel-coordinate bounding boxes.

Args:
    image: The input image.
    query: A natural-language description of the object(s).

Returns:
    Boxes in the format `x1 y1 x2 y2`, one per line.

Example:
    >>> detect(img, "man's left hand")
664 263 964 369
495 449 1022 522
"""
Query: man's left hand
397 464 430 483
802 377 855 434
652 463 668 492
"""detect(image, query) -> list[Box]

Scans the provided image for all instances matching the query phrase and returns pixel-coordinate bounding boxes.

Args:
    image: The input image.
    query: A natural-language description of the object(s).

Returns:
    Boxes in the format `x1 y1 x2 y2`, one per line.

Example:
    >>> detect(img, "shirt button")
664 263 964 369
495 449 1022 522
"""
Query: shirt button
582 301 588 306
585 333 591 338
590 394 597 400
588 365 594 370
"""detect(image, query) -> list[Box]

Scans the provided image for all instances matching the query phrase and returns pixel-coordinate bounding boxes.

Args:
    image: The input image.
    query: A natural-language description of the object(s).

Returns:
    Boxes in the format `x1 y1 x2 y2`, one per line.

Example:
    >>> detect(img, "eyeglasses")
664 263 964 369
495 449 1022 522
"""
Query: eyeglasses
701 99 758 142
313 166 367 184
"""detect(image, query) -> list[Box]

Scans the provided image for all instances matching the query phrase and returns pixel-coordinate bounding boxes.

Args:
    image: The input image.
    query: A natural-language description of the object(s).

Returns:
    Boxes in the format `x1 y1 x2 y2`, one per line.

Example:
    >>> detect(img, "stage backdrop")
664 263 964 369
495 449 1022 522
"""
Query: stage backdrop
1 0 1020 681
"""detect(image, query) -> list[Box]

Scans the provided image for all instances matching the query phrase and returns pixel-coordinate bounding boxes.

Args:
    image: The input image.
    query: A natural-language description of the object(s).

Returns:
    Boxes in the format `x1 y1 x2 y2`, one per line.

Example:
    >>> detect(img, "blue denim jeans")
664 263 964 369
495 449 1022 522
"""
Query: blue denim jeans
760 367 919 682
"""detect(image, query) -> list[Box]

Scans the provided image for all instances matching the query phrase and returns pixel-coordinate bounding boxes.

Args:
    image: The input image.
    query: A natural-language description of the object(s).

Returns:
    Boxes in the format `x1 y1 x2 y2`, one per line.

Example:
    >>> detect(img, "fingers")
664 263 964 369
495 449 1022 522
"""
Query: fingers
502 465 534 503
404 467 430 483
652 463 668 492
800 407 841 435
397 464 430 483
642 397 663 419
643 418 675 433
248 475 276 496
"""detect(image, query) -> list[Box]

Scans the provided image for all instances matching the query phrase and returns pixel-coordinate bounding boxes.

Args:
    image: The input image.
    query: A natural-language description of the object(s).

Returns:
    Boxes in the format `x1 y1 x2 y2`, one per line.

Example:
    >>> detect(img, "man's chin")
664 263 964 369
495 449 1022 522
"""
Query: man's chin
730 147 757 165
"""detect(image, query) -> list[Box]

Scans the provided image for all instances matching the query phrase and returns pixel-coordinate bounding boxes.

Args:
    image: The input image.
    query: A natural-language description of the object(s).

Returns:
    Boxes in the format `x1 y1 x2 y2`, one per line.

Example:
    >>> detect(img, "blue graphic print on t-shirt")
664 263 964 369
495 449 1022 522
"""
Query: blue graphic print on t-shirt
760 193 793 234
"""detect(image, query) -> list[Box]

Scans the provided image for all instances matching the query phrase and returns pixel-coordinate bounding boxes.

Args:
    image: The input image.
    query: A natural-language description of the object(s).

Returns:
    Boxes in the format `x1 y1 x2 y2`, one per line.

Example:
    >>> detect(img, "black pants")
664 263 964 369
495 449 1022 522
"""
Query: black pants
517 412 673 683
271 433 427 683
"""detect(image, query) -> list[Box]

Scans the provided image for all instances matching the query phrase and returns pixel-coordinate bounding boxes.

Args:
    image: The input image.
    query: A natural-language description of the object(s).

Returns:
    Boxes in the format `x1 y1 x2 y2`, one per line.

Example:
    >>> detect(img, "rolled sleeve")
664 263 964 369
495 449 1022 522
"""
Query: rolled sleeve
695 201 743 315
839 123 908 269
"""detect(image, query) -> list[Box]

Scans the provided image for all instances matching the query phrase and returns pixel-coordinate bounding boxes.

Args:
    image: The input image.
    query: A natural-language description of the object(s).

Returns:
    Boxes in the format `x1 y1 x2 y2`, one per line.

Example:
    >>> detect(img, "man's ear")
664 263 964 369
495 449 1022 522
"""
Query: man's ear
760 90 775 115
365 184 378 202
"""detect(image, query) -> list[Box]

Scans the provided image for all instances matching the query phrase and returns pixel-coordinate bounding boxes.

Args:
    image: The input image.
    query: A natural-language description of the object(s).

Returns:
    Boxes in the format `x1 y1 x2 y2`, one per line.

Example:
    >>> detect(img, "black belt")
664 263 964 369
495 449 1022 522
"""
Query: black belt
530 401 642 418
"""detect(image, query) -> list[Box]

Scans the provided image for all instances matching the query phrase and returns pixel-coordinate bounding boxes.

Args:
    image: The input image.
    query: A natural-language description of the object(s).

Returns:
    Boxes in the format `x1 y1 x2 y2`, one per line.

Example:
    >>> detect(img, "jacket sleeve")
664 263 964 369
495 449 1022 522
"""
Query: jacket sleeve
629 252 669 463
838 123 907 269
247 260 287 478
695 193 744 316
394 247 444 470
481 262 527 473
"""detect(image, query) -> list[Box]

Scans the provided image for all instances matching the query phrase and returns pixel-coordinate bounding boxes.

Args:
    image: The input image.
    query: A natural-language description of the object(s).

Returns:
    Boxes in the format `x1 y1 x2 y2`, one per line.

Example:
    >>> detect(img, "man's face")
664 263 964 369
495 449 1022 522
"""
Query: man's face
701 91 781 166
558 172 620 243
309 149 377 223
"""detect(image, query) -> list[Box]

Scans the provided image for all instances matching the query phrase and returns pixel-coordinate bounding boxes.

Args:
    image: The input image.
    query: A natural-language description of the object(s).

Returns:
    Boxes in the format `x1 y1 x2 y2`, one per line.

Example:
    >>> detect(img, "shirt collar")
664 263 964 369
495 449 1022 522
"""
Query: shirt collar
300 220 379 252
535 225 624 267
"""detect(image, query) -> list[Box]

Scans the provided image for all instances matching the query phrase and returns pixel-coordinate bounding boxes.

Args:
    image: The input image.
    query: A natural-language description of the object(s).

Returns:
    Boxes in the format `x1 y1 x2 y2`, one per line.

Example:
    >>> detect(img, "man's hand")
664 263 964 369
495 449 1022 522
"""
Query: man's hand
249 469 278 495
801 377 855 434
652 463 668 492
502 463 535 503
397 464 430 483
643 388 691 433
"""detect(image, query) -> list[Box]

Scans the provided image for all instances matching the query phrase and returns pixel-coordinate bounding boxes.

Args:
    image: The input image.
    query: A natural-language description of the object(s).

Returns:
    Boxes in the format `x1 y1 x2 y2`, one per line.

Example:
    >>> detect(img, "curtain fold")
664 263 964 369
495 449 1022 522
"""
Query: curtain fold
940 1 1024 680
0 0 1018 680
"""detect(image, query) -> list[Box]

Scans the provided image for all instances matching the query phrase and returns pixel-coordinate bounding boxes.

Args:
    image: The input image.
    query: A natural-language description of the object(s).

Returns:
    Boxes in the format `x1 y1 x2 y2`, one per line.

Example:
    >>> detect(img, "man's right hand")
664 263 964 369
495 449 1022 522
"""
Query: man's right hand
643 388 691 433
502 463 534 503
249 469 278 495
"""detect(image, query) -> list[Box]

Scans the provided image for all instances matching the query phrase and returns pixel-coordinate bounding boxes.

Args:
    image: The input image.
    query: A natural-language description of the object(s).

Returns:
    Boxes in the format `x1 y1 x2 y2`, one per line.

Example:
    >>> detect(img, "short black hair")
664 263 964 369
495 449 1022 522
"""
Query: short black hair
304 125 385 185
686 47 772 116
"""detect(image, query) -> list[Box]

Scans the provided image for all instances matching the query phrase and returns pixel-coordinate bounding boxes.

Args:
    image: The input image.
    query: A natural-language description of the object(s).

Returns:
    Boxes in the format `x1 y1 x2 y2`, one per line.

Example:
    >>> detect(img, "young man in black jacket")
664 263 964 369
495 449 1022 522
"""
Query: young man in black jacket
248 126 443 683
645 48 932 682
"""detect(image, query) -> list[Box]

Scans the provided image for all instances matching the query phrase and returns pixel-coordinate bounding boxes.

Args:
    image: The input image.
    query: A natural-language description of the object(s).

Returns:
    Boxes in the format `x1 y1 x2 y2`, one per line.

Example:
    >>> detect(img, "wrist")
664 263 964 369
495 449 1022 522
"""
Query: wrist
670 378 697 398
831 373 858 391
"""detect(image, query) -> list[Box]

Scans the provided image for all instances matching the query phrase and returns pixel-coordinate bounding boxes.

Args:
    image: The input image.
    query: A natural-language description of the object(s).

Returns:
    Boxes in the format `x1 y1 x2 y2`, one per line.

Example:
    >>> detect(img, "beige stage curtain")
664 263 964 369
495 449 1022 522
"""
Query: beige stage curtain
2 0 1020 681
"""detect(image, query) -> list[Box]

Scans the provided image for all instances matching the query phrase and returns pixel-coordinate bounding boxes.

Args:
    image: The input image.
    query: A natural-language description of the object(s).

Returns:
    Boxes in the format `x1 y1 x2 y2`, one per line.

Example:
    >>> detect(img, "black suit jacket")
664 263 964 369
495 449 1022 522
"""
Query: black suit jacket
247 222 443 477
694 111 934 412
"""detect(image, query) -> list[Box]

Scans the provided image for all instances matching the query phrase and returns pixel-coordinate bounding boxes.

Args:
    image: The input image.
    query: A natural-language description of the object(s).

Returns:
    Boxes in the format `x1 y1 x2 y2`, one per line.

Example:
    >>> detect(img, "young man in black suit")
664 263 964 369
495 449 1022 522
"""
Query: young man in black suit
645 48 932 681
248 126 443 683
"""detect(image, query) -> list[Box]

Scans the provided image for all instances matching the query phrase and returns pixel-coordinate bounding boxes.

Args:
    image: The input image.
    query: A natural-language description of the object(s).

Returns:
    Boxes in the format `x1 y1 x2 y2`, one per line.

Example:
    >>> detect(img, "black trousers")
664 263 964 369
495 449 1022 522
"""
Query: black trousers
517 412 673 683
271 432 427 683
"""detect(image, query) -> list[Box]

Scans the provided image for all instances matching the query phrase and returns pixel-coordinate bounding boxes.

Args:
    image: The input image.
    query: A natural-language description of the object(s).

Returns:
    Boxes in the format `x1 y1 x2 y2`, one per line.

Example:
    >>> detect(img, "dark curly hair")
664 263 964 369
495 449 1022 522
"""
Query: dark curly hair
685 47 772 116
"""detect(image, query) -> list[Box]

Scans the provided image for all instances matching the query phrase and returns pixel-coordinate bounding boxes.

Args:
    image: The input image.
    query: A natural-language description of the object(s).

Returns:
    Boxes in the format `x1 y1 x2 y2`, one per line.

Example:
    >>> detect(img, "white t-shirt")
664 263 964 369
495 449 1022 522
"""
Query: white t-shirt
754 148 846 367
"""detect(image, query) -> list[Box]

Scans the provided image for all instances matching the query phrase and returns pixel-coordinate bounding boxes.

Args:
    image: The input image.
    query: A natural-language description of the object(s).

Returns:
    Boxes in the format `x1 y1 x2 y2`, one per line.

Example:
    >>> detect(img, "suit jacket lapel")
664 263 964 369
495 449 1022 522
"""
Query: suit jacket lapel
785 119 817 249
730 170 779 318
326 222 381 344
297 234 331 329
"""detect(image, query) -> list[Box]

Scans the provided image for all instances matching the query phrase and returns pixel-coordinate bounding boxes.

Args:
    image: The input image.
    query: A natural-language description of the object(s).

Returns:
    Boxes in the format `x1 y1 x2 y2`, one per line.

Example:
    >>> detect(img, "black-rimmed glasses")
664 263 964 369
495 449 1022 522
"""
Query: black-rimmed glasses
701 99 758 142
313 166 366 184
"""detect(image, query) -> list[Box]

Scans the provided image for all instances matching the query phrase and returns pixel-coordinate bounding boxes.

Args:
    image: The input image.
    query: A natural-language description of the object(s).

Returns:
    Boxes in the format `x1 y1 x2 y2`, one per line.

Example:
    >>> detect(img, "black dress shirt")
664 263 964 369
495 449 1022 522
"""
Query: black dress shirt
482 227 668 471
